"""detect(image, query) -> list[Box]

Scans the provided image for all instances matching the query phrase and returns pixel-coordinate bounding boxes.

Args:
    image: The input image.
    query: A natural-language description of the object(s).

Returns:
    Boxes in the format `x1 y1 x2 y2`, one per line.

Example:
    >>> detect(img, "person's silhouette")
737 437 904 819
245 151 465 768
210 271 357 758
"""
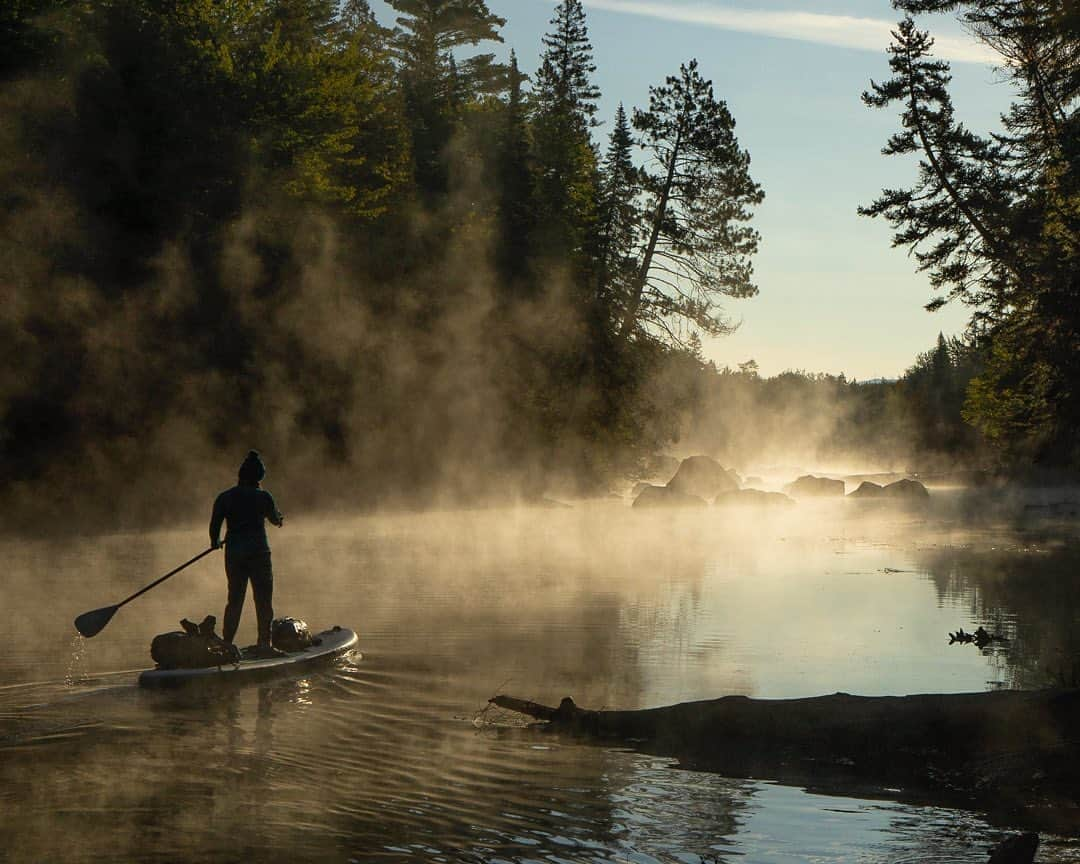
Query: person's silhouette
209 451 284 655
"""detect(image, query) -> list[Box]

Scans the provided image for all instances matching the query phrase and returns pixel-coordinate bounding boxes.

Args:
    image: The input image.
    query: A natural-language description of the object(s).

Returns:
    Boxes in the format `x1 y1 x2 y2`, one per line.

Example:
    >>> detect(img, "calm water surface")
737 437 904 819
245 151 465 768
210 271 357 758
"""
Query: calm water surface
2 500 1079 861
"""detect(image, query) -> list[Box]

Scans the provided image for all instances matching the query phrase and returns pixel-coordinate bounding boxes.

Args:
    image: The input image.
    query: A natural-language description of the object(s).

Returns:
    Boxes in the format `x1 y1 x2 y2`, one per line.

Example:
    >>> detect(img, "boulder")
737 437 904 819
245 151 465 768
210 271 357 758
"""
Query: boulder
882 479 929 500
844 472 905 488
667 455 739 500
714 489 794 509
848 481 884 498
632 484 707 509
783 475 845 498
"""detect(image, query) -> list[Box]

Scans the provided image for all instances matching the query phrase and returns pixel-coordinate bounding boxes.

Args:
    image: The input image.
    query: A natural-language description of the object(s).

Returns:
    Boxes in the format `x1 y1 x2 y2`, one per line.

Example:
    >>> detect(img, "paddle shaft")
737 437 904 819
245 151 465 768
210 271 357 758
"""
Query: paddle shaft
114 546 218 611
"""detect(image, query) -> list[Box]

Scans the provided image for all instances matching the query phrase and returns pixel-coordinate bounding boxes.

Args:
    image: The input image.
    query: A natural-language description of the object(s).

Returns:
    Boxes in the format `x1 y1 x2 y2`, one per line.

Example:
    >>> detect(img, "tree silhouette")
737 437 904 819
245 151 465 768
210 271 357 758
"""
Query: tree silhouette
622 60 763 345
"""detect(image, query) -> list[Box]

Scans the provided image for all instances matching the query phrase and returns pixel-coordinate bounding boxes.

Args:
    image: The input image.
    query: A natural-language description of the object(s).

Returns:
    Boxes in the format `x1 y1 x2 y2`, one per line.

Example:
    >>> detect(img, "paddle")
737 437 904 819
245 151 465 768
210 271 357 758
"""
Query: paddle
74 546 220 638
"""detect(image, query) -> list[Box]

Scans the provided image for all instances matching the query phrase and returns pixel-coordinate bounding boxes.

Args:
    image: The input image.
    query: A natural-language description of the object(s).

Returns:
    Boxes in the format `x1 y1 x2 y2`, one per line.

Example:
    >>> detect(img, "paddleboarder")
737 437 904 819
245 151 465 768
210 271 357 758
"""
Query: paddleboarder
209 450 284 655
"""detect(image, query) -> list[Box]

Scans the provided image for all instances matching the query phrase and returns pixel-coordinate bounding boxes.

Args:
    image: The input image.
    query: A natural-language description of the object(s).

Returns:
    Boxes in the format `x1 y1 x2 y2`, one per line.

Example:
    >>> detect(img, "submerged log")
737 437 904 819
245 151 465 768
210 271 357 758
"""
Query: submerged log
490 690 1080 810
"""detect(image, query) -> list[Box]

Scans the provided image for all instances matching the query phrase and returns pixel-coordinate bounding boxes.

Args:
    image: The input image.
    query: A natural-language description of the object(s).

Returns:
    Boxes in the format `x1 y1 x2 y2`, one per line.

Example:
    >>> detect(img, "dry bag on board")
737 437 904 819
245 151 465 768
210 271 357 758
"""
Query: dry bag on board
150 615 241 669
271 617 317 652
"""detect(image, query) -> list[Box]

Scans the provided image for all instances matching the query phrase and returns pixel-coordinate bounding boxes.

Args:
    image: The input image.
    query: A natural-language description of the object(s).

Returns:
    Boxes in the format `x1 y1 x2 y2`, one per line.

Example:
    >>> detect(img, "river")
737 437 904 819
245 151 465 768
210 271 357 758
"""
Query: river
2 496 1079 861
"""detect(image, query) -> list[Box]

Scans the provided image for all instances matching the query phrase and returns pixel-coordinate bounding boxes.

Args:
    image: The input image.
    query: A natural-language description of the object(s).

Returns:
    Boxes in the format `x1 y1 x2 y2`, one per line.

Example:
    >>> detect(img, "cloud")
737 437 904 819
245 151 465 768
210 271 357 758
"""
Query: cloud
581 0 997 64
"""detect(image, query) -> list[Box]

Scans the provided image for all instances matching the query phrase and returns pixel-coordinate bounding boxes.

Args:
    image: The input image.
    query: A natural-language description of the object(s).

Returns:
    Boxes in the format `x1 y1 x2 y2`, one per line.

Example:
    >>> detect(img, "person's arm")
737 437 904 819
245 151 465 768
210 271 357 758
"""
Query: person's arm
264 491 284 527
209 493 226 549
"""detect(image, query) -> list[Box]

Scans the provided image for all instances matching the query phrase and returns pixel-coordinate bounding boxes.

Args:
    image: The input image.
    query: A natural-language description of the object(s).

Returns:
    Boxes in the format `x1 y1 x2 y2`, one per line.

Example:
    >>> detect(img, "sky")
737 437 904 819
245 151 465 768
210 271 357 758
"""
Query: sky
375 0 1015 380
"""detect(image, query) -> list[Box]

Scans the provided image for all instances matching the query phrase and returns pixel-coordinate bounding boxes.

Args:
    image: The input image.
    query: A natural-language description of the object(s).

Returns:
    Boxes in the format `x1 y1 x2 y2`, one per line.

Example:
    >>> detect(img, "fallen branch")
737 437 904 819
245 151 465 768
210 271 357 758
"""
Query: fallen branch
490 690 1080 815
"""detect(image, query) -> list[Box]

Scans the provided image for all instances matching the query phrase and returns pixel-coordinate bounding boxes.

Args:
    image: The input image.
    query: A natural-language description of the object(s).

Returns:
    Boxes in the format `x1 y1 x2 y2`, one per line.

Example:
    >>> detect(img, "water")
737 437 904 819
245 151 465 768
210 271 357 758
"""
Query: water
2 500 1079 861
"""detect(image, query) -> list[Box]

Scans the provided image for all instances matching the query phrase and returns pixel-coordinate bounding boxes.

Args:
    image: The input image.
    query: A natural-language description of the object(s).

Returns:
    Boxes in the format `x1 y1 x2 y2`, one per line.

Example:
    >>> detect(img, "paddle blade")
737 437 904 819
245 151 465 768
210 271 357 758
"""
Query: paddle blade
74 605 119 638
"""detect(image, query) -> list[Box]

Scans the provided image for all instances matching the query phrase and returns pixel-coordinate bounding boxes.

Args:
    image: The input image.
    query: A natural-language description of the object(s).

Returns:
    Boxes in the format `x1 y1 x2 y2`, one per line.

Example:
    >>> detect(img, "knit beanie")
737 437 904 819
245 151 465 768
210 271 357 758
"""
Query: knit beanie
238 450 266 485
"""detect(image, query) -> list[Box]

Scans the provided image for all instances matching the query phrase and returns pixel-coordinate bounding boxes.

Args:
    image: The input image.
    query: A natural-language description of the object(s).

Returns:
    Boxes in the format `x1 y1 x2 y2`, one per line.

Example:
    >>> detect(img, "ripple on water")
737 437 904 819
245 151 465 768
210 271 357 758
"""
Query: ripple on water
2 509 1080 860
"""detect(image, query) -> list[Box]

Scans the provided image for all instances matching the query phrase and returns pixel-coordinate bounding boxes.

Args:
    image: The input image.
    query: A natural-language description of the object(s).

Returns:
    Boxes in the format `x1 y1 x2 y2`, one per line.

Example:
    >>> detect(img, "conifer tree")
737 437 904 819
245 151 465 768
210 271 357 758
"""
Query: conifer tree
387 0 505 72
620 60 763 344
596 103 640 319
252 0 411 219
531 0 602 270
534 0 601 123
862 12 1079 461
387 0 506 199
894 0 1076 175
859 18 1020 314
336 0 379 37
496 50 535 285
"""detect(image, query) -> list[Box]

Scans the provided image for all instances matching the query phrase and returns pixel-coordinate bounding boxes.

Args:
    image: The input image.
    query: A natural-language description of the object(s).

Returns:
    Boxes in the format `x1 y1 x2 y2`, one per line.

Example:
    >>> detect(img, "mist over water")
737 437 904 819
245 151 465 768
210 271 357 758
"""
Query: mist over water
4 498 1080 861
4 0 1077 857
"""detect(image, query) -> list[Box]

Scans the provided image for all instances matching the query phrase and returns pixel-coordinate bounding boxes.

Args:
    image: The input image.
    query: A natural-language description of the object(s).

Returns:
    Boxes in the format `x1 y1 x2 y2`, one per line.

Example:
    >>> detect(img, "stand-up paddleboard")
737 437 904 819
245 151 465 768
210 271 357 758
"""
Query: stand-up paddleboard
138 626 358 688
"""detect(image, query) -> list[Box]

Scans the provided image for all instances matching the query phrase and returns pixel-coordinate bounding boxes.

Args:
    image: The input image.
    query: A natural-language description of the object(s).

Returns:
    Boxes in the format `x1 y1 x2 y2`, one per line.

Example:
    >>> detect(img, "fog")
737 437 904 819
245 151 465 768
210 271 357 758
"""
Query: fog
4 487 1068 682
0 25 982 537
4 494 1079 859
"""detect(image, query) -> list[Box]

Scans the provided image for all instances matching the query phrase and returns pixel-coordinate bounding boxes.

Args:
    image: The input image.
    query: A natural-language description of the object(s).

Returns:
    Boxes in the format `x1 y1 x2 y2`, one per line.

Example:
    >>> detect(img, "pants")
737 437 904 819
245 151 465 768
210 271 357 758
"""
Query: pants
223 548 274 646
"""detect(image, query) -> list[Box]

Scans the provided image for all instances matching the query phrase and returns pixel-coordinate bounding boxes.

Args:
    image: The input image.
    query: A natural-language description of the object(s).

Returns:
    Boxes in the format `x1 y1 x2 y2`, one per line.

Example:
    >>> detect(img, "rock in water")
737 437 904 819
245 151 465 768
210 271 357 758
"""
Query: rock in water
632 485 707 509
784 475 845 497
988 832 1038 864
848 479 930 502
667 455 739 500
848 481 884 498
881 478 929 500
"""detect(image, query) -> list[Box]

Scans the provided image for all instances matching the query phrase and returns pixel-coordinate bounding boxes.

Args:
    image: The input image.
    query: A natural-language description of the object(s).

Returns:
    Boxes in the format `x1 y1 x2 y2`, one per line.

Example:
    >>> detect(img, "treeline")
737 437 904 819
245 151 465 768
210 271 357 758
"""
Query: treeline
2 0 1076 527
678 333 985 472
698 0 1078 475
0 0 764 523
862 1 1079 466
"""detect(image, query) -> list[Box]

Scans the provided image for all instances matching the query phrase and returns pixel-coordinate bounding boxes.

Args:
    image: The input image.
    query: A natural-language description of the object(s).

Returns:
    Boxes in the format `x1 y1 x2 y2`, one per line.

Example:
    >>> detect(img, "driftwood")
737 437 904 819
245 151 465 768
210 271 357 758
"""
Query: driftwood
949 626 1009 648
490 690 1080 819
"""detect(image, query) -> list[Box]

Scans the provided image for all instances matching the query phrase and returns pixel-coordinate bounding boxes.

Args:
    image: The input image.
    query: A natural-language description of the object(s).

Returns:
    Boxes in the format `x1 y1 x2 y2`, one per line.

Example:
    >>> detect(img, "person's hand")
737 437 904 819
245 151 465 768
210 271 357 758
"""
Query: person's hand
211 538 222 550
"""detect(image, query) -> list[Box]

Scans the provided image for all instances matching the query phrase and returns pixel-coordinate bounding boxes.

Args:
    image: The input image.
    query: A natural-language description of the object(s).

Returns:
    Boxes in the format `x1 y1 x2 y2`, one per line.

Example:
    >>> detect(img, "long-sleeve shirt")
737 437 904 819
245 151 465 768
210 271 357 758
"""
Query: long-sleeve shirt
209 485 283 560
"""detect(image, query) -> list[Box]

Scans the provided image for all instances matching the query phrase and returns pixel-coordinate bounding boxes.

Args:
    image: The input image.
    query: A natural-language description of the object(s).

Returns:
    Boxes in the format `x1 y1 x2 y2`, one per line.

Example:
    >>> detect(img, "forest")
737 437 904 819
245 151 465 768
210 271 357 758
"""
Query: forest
1 0 1077 526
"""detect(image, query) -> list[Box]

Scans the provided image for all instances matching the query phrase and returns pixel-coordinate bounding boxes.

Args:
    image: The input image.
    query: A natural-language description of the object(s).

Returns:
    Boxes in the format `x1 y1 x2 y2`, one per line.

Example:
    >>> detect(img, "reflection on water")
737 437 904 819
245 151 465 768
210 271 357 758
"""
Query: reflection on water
1 503 1079 861
920 541 1080 690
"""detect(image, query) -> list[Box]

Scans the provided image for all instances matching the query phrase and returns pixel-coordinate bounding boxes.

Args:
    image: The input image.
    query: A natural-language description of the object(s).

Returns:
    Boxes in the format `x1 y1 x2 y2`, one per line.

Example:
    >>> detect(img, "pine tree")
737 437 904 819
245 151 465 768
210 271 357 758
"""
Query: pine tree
329 5 413 220
859 18 1021 315
387 0 506 199
496 50 535 285
531 0 602 270
862 12 1079 462
336 0 378 36
894 0 1077 178
237 0 412 219
534 0 601 123
596 103 640 321
388 0 505 70
621 60 764 344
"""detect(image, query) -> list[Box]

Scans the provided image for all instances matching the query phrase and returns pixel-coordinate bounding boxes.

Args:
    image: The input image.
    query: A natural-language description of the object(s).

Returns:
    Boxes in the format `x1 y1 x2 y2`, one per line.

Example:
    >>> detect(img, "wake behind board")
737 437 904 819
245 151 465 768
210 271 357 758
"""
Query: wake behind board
139 626 358 688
